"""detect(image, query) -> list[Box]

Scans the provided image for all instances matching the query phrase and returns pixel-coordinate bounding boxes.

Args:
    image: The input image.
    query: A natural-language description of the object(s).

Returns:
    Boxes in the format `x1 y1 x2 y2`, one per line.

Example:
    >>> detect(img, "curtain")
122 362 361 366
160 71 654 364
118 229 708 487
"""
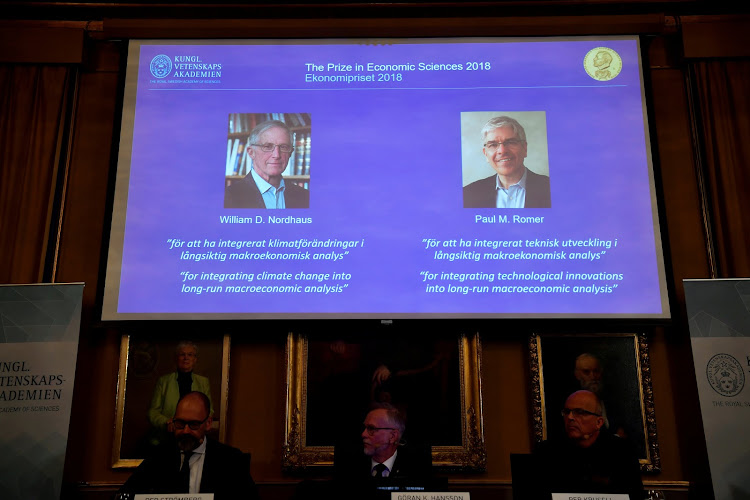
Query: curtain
691 60 750 277
0 65 73 283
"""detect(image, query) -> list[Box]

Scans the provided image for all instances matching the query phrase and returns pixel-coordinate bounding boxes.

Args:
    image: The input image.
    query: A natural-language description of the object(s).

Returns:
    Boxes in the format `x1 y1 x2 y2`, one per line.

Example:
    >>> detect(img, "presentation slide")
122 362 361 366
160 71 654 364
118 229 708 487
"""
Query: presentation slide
102 36 670 319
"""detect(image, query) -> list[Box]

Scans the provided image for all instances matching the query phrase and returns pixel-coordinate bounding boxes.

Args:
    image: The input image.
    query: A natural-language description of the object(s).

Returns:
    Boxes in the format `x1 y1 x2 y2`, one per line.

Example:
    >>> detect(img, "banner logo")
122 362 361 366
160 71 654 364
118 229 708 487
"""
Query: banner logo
584 47 622 82
706 353 745 397
147 53 222 84
150 54 173 79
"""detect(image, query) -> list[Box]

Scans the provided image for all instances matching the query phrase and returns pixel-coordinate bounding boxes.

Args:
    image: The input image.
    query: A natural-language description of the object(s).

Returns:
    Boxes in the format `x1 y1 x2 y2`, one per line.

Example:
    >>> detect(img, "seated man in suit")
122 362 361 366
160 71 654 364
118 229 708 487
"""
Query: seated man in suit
119 391 258 500
333 403 433 484
339 403 432 480
532 390 644 499
463 115 551 208
224 119 310 208
296 404 434 500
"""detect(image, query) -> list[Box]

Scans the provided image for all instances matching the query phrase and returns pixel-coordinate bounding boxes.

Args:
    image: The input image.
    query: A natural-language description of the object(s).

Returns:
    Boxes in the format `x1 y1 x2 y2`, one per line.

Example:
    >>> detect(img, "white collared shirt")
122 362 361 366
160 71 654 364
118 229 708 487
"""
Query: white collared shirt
495 168 528 208
251 167 286 209
181 438 207 493
370 449 398 477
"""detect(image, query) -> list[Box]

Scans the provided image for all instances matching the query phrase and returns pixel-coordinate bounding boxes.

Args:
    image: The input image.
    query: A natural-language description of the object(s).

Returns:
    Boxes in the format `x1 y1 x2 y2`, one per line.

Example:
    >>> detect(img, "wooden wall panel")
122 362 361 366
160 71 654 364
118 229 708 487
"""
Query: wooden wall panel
0 26 84 63
101 14 668 39
646 65 714 495
648 69 712 298
54 41 126 487
682 16 750 59
225 338 290 481
475 336 532 480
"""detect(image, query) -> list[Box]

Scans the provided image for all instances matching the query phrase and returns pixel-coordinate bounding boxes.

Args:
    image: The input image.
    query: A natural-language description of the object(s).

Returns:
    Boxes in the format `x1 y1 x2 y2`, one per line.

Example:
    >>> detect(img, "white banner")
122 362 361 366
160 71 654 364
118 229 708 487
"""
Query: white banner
684 278 750 500
0 283 84 500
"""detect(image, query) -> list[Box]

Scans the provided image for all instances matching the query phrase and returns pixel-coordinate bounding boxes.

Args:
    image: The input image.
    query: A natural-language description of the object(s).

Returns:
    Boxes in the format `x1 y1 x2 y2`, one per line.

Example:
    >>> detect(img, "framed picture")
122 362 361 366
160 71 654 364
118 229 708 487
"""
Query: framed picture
283 332 486 471
112 334 230 468
529 333 660 472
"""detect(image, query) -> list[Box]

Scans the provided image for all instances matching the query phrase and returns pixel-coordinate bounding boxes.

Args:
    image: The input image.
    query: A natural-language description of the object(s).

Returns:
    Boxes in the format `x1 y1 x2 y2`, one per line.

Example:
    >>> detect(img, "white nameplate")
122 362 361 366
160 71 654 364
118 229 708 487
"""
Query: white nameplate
391 492 470 500
551 494 629 500
134 494 214 500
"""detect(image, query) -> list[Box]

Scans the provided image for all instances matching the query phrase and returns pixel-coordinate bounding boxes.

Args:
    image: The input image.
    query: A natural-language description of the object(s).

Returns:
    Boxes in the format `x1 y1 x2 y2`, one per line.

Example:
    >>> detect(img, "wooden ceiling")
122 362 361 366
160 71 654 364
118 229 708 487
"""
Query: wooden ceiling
4 0 741 22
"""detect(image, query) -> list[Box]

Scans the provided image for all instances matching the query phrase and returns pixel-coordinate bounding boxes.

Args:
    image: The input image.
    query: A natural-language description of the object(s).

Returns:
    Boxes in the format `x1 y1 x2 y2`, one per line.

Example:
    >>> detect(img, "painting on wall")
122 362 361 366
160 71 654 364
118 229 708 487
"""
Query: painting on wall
283 331 486 472
112 334 230 468
529 332 660 472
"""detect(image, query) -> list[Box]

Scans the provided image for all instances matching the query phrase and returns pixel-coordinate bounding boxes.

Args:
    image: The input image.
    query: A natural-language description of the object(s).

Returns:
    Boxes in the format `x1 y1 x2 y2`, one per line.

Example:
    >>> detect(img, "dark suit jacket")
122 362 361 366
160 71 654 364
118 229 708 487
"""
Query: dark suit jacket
307 441 437 500
224 173 310 208
118 439 259 500
463 168 551 208
531 431 644 500
333 441 433 481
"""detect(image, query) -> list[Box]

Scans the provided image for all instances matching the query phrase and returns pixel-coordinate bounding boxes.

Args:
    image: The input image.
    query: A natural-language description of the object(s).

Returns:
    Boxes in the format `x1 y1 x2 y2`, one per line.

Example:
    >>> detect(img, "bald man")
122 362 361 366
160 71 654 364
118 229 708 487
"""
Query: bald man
119 392 258 500
532 390 644 499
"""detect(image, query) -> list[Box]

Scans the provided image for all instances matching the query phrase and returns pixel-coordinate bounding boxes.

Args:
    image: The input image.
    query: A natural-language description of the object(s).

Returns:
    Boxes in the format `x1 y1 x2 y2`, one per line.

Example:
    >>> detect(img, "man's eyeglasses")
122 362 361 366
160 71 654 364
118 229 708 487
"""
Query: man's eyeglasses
484 138 524 151
173 416 209 430
251 143 294 153
362 424 397 436
561 407 601 418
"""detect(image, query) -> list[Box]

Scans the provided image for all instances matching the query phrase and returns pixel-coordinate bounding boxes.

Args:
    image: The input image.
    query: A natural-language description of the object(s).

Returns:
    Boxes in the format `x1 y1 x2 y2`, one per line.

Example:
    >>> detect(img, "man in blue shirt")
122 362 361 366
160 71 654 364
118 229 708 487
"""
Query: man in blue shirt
225 120 309 209
463 115 551 209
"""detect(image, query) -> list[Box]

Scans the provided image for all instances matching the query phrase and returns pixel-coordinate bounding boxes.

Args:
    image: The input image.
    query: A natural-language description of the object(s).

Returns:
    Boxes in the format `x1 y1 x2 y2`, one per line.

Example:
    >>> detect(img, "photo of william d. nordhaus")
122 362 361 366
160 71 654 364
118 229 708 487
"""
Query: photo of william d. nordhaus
225 118 310 209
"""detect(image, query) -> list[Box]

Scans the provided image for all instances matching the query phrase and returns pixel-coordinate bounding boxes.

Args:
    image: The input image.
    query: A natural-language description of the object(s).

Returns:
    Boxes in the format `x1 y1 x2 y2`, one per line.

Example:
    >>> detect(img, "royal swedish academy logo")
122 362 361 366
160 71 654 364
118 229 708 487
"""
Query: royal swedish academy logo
150 54 173 79
583 47 622 82
706 353 745 397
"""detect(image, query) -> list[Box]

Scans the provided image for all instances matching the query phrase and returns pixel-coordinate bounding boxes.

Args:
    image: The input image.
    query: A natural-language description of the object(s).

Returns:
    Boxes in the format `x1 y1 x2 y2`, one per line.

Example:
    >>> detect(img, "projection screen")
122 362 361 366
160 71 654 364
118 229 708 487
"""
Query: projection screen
101 36 671 320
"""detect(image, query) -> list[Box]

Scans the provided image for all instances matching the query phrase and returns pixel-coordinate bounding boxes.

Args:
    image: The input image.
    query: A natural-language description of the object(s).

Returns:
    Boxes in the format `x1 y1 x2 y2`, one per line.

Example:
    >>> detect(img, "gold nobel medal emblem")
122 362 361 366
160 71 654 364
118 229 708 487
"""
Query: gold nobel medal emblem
584 47 622 81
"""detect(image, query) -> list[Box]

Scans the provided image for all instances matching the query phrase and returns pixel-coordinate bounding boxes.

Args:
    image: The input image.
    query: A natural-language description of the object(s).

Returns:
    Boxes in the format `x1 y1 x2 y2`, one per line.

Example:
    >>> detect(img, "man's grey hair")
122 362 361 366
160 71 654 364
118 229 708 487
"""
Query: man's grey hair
176 340 199 356
481 115 527 143
371 402 407 435
249 119 293 145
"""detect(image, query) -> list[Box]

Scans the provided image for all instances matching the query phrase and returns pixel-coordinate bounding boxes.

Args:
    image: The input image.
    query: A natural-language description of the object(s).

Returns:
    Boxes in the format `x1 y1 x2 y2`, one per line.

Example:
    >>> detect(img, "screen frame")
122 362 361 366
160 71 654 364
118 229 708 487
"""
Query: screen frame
98 34 673 322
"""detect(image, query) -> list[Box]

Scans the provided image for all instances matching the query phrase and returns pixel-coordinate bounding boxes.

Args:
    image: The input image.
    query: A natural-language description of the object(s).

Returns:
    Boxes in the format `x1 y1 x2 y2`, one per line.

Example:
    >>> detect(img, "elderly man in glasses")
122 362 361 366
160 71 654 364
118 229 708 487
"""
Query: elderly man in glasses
119 392 258 500
532 390 644 499
333 403 432 481
224 119 310 208
463 115 551 208
292 404 436 500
